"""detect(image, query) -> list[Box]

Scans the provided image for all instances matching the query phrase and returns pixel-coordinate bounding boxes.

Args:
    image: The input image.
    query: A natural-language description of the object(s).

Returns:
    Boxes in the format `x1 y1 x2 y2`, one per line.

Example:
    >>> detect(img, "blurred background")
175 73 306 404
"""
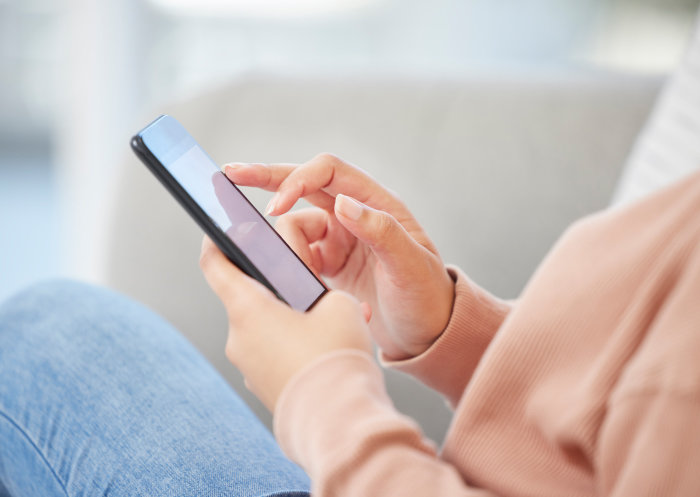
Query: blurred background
0 0 698 299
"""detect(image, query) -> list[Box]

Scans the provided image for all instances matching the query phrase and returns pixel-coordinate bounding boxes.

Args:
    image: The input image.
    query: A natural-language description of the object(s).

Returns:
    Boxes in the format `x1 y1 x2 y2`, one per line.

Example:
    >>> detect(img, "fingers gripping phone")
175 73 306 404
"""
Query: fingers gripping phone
131 115 327 311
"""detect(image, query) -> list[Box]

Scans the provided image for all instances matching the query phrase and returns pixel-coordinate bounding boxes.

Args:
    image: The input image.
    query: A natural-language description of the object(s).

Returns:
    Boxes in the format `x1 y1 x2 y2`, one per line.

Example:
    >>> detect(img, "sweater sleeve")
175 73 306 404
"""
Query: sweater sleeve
381 266 511 407
274 350 496 497
596 242 700 496
597 393 700 496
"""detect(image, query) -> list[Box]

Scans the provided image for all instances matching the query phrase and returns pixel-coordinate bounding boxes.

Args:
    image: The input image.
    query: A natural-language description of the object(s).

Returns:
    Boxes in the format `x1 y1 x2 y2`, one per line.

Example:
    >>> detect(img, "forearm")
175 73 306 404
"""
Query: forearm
274 350 495 496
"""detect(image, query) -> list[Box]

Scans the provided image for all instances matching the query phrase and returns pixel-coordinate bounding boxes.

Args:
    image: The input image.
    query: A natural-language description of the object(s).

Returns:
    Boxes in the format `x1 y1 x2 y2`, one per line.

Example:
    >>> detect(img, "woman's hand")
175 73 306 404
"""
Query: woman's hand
200 236 372 411
223 154 454 360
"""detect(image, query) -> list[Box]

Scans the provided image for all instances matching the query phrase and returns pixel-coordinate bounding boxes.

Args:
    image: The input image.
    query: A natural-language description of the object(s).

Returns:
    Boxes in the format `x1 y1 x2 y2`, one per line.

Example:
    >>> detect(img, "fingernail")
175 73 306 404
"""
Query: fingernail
336 194 364 221
265 193 279 216
221 163 240 174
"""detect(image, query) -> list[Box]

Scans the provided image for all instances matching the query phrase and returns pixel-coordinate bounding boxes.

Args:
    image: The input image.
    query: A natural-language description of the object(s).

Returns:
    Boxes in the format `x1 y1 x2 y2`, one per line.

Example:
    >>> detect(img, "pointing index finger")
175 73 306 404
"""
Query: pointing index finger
223 161 336 214
222 163 296 192
223 155 403 219
273 154 400 215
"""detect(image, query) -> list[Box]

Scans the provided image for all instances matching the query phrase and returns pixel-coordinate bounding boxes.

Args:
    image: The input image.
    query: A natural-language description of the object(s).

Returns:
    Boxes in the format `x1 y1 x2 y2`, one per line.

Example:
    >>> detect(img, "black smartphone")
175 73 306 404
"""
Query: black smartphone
131 114 327 312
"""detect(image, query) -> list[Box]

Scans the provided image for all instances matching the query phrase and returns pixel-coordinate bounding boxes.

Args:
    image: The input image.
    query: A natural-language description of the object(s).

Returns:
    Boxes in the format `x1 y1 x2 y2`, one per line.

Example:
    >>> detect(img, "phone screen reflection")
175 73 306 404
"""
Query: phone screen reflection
165 145 325 311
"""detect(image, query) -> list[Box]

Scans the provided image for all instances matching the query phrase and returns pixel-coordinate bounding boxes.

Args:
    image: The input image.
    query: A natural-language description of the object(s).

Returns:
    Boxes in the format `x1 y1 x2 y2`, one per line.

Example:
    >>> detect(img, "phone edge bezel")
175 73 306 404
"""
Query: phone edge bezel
130 116 329 312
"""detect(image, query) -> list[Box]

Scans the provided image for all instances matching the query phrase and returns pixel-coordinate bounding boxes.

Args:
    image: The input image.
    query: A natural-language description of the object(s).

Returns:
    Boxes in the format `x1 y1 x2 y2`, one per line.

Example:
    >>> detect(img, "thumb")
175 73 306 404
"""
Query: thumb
199 236 277 313
334 194 421 272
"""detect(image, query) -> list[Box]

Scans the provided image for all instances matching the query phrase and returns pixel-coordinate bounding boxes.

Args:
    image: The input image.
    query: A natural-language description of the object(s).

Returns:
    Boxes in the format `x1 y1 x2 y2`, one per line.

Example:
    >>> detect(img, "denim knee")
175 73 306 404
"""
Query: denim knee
0 280 310 497
0 279 197 379
2 279 140 349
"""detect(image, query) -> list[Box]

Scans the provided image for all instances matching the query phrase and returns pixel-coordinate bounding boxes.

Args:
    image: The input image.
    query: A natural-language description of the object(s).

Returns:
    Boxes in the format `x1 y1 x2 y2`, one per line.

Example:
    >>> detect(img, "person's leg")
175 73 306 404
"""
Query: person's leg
0 280 310 497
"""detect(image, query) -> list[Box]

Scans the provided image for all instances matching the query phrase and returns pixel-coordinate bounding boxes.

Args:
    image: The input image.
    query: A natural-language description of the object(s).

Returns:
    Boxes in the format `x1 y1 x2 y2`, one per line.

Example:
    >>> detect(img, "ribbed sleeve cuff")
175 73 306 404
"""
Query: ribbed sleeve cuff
381 266 511 407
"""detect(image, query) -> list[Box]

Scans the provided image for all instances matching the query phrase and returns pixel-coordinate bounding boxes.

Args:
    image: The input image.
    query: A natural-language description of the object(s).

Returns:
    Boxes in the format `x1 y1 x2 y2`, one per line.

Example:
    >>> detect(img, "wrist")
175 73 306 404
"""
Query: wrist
382 267 456 361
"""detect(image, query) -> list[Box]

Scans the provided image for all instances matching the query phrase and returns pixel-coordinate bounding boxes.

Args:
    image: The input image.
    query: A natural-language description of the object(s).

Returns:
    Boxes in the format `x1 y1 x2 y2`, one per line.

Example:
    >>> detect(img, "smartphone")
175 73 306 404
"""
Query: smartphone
131 114 327 312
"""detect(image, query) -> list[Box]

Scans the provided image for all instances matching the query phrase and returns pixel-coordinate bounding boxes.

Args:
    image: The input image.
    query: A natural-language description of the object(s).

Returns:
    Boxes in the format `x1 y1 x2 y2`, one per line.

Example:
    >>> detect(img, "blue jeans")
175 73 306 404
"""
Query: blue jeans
0 280 311 496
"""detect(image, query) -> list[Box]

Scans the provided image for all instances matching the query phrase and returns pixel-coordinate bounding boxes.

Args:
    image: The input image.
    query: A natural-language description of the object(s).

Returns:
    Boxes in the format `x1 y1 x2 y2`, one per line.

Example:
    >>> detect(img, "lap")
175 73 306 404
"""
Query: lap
0 280 309 497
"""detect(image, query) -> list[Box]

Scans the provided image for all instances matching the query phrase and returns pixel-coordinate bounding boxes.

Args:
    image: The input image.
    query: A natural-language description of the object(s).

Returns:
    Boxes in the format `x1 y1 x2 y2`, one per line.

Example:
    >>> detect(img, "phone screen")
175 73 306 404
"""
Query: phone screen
138 116 326 311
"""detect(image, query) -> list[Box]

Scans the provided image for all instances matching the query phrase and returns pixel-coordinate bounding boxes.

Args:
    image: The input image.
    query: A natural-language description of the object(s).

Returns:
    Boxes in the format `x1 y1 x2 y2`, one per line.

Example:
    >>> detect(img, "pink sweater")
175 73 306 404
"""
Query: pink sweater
274 171 700 496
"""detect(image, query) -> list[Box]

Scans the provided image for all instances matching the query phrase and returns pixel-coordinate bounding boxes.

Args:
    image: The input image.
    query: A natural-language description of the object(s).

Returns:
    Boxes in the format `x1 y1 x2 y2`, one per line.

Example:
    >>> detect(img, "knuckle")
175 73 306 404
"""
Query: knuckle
315 153 346 176
275 210 310 240
274 213 292 231
261 166 274 187
373 211 397 239
315 152 340 165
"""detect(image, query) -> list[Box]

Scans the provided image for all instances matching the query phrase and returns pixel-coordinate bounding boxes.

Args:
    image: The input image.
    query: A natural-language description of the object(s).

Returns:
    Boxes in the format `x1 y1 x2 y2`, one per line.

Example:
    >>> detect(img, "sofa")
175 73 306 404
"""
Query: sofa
104 71 661 442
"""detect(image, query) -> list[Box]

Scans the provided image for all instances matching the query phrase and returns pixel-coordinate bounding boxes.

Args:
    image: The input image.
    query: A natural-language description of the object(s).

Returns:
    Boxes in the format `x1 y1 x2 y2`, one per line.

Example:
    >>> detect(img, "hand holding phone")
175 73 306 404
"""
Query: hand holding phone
223 154 456 360
131 115 327 312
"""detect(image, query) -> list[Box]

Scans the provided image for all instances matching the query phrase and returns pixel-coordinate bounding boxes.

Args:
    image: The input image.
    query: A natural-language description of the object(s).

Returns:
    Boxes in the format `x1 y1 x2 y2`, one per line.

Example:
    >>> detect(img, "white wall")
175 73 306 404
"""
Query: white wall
53 0 150 282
